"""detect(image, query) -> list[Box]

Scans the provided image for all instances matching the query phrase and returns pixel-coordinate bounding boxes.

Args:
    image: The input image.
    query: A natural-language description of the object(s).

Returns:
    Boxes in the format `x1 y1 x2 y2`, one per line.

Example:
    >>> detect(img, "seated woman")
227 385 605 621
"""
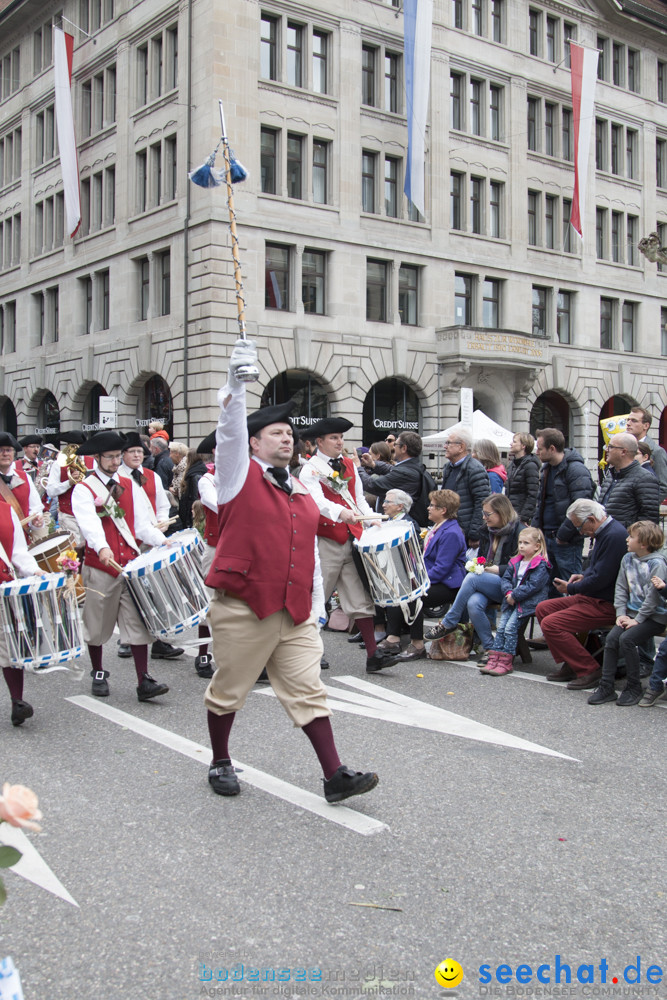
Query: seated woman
424 494 522 664
473 439 507 493
380 490 466 661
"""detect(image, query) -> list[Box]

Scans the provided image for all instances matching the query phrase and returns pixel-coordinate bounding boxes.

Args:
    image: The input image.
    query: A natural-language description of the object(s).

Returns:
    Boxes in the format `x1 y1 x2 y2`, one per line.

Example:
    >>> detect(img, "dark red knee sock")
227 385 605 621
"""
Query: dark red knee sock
88 645 103 672
355 617 377 656
207 710 235 762
2 667 24 701
198 624 210 658
130 645 149 681
302 716 342 780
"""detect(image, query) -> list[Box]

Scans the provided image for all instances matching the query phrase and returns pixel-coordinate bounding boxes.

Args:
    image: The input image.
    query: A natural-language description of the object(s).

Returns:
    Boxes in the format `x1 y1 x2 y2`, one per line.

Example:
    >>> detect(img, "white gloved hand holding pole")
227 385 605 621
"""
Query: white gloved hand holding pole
227 338 258 389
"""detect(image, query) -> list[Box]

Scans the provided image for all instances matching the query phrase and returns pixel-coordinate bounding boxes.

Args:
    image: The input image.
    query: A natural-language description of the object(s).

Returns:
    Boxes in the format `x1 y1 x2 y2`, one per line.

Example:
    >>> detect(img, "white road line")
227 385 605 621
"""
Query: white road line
65 696 388 837
0 824 79 907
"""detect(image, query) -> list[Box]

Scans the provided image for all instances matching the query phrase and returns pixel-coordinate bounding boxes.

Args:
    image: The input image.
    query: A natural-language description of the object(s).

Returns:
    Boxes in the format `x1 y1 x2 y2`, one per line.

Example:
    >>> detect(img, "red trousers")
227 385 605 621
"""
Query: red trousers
535 595 617 676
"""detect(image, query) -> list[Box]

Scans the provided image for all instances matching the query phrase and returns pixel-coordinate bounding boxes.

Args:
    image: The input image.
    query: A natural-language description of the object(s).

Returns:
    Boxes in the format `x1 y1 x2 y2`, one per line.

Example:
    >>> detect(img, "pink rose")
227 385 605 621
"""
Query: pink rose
0 783 42 832
93 496 105 508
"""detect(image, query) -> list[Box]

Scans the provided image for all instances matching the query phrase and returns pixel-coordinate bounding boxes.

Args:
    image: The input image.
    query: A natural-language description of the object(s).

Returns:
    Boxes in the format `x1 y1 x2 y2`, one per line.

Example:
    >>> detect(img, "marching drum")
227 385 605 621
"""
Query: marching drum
29 531 85 604
123 529 209 638
354 521 430 609
0 574 85 675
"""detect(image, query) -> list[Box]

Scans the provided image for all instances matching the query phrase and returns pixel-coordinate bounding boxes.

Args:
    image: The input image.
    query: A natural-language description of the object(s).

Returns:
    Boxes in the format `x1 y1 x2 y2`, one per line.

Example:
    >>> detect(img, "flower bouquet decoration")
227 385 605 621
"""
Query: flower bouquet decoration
465 555 486 575
55 549 81 598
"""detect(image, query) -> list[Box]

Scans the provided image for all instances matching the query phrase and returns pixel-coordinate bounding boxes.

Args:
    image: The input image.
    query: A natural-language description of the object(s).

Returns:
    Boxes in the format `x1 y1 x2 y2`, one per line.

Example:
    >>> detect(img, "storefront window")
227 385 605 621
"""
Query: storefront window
261 371 329 429
530 391 570 446
0 398 17 437
363 378 420 445
82 384 108 431
138 375 173 438
36 391 60 437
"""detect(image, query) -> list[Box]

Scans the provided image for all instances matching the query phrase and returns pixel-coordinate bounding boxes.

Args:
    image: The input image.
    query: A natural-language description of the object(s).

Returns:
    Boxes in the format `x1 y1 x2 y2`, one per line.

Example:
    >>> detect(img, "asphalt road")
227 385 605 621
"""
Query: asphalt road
2 628 666 1000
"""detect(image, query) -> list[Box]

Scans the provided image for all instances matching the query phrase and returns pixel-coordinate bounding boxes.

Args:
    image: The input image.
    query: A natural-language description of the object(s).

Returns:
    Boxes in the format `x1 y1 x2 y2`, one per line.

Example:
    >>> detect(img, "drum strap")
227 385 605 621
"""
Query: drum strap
0 538 16 579
84 477 140 555
0 477 25 522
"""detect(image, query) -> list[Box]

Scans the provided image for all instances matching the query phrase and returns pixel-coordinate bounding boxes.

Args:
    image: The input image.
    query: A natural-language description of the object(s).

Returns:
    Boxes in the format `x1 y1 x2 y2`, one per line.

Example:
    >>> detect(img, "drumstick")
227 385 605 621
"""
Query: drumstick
352 514 389 521
156 516 180 530
19 514 41 527
108 558 124 573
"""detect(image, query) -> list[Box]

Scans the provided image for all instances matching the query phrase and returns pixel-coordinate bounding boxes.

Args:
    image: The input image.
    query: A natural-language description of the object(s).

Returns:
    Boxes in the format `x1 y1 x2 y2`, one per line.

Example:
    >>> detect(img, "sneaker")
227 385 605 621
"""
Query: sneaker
208 759 240 796
638 686 665 707
587 685 617 705
136 674 169 701
424 622 455 641
91 669 110 698
151 640 185 659
195 654 215 679
11 699 34 727
366 650 398 673
323 765 379 803
117 642 132 658
616 687 642 707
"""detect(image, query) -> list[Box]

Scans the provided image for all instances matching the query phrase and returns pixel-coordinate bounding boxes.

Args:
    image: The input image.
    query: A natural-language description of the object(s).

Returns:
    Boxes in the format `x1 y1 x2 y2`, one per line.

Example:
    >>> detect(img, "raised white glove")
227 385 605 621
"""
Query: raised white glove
227 338 257 388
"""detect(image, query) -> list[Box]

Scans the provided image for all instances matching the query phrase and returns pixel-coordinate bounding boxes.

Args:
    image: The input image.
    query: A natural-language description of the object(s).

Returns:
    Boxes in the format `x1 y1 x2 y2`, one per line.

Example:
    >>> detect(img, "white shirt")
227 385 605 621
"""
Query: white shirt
299 450 375 522
198 472 217 513
3 461 43 517
120 463 170 523
0 508 42 577
213 382 324 622
71 470 167 554
45 456 97 498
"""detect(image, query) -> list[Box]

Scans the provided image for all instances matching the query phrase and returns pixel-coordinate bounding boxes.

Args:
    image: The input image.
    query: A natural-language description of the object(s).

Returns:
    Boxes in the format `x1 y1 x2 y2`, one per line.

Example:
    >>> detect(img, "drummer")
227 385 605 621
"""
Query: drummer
0 505 47 727
194 431 216 679
299 419 395 673
0 432 47 542
45 431 96 547
71 431 172 703
119 432 183 663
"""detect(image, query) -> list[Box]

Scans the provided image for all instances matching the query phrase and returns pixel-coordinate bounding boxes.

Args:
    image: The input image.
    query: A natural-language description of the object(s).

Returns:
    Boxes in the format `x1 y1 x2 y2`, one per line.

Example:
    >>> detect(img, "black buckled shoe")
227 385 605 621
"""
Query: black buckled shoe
137 674 169 701
151 640 184 659
91 669 110 698
320 655 329 670
366 650 397 673
208 759 241 796
11 699 34 727
323 765 379 803
195 654 215 678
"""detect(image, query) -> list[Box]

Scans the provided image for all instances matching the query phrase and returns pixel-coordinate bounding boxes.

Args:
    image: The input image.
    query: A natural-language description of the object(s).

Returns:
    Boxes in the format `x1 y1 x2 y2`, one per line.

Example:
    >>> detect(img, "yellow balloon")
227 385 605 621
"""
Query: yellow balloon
434 959 464 988
599 413 630 445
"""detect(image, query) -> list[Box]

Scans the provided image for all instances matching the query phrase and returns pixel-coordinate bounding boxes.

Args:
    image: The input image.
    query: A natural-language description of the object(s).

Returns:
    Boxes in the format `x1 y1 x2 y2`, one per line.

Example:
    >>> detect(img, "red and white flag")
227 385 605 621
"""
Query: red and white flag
569 42 599 239
53 27 81 238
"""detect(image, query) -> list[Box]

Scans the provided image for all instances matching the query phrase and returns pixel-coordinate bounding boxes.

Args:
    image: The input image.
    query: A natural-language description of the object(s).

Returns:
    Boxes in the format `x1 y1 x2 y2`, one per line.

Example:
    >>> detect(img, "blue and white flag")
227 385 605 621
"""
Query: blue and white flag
403 0 433 216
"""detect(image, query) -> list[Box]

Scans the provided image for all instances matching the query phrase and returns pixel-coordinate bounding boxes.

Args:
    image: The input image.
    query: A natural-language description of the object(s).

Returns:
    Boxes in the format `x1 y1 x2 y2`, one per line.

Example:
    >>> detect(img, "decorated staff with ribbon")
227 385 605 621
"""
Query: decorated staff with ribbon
71 431 171 703
45 431 96 547
0 433 47 542
203 339 379 805
300 419 397 674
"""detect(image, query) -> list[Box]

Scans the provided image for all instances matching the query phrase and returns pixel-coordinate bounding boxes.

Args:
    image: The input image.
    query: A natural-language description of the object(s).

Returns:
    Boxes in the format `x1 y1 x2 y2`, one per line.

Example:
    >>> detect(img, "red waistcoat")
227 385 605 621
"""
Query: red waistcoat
205 460 319 625
316 456 363 544
81 475 138 578
4 463 31 519
204 504 219 548
141 468 158 513
0 504 15 582
58 456 96 516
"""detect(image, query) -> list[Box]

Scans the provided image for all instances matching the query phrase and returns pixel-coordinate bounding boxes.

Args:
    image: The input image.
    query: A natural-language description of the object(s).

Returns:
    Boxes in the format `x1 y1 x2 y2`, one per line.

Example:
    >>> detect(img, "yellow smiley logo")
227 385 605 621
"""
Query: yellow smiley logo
434 959 464 988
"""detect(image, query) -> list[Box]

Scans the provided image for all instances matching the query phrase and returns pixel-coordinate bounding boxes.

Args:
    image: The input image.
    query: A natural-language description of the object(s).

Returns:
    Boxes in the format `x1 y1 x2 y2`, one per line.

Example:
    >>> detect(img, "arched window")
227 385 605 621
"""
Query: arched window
362 379 420 445
82 384 108 430
261 371 329 430
140 376 173 439
0 398 17 437
36 392 60 437
530 391 571 446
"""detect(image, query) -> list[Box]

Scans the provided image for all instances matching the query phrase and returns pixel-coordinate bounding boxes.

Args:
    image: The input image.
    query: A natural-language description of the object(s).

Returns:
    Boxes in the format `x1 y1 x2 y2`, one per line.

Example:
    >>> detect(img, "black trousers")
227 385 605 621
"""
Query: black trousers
385 583 459 641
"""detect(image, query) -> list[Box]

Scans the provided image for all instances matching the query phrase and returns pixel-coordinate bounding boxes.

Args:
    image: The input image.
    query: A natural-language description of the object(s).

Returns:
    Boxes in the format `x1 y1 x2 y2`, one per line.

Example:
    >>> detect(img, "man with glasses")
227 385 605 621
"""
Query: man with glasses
625 407 667 501
599 433 659 527
535 499 628 689
440 430 489 548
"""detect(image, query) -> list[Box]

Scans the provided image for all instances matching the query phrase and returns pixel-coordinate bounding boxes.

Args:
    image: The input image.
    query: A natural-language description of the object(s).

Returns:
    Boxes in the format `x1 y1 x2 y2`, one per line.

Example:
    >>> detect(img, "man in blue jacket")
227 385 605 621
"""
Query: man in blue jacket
535 499 628 690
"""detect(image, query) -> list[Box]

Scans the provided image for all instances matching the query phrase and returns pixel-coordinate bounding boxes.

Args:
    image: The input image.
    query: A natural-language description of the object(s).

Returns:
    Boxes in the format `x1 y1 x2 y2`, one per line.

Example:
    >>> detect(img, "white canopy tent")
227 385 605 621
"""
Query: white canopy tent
422 410 515 451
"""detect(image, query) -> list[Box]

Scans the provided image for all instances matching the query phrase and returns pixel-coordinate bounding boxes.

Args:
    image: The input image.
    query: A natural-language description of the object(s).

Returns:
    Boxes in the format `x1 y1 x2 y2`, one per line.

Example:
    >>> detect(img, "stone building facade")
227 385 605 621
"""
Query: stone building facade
1 0 666 464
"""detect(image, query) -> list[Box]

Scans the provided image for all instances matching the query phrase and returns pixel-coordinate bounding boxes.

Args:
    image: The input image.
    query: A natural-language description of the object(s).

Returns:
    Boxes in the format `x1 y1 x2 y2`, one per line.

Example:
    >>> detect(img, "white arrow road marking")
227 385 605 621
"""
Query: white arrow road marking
66 696 388 837
256 675 578 761
0 824 79 907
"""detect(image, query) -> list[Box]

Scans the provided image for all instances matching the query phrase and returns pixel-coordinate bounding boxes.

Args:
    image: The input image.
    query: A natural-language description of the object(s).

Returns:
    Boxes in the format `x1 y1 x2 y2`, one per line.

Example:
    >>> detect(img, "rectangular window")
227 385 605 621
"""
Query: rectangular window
527 98 538 151
545 195 556 249
489 181 501 237
286 134 303 199
470 176 483 234
528 190 539 246
261 127 277 194
362 46 376 107
313 31 328 95
492 0 504 42
544 103 555 156
611 211 622 262
385 53 399 112
80 178 91 235
628 49 639 93
260 15 278 80
659 61 666 104
286 22 303 87
164 136 177 201
612 43 624 87
532 285 547 336
451 73 462 130
265 244 290 310
610 124 621 175
82 81 92 137
100 269 110 329
622 301 635 351
627 215 638 266
302 249 325 315
136 150 147 213
165 26 178 91
489 85 501 141
454 273 473 325
106 65 117 124
92 172 103 231
600 297 613 349
562 108 572 160
450 172 463 230
398 265 418 325
139 257 150 320
152 35 163 99
657 139 666 188
366 259 387 322
597 36 608 80
596 208 607 259
546 17 557 63
48 287 59 343
472 0 483 36
384 157 399 217
0 47 20 100
83 276 93 333
158 251 170 316
36 105 56 164
482 278 500 328
452 0 463 28
55 191 64 244
563 23 575 68
137 45 148 106
626 129 637 179
529 9 541 56
595 119 607 171
362 151 376 213
557 291 571 344
92 72 104 132
312 139 328 204
150 143 162 207
661 307 667 356
470 79 482 136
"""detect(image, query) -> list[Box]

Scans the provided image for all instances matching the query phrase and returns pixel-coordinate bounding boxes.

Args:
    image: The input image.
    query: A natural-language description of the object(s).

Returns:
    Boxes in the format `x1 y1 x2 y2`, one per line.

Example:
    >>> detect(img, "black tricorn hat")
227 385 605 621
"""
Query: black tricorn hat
247 401 296 439
122 432 144 451
308 417 354 439
0 432 19 450
60 431 88 446
19 435 43 447
77 431 128 455
197 431 216 454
